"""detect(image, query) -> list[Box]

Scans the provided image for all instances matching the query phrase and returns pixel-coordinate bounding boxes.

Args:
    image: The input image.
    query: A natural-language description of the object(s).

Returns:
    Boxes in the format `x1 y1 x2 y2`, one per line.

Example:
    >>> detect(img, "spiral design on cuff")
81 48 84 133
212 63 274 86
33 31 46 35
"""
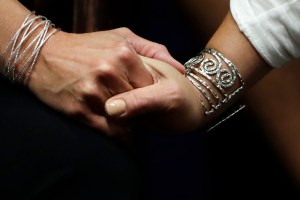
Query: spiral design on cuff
217 69 236 88
184 48 244 115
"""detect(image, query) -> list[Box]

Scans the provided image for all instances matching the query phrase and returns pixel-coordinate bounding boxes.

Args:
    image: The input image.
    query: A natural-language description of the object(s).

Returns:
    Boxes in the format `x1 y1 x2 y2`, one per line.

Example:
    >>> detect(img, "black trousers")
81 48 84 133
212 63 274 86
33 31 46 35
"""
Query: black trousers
1 77 299 200
0 77 141 200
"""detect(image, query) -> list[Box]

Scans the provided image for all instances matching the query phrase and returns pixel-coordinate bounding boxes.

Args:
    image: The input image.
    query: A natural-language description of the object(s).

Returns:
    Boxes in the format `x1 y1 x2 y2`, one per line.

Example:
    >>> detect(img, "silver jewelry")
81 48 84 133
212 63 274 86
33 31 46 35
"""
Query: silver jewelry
206 104 246 132
1 11 59 85
184 48 245 115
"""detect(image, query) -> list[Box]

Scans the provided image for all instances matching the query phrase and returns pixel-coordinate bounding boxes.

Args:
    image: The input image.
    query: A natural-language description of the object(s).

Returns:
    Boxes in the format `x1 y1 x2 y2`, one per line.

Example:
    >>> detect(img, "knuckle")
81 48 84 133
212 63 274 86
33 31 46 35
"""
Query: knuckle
158 44 168 52
147 44 169 58
67 103 86 118
94 62 117 78
79 80 99 97
90 58 103 68
116 27 132 35
115 44 135 62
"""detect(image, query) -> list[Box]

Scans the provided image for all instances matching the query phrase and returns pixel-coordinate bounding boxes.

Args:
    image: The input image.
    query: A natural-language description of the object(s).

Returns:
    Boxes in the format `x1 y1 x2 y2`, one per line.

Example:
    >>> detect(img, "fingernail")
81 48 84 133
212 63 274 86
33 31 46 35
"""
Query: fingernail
105 99 126 117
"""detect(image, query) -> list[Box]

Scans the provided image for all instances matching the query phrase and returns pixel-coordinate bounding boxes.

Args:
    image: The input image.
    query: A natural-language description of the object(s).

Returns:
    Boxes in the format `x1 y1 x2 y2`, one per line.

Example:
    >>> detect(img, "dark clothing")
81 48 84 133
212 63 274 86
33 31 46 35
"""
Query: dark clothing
0 78 140 200
1 78 299 200
1 0 299 199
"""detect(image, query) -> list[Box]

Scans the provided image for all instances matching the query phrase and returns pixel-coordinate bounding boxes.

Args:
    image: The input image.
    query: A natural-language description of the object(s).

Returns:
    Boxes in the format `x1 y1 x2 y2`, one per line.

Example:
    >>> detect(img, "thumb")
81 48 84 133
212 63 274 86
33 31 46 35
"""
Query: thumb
105 83 166 118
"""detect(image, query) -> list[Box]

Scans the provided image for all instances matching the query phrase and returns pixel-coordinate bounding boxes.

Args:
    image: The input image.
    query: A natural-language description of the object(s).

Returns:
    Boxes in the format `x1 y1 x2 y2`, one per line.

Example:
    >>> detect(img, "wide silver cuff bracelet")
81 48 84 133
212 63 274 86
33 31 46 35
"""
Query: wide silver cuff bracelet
184 48 245 115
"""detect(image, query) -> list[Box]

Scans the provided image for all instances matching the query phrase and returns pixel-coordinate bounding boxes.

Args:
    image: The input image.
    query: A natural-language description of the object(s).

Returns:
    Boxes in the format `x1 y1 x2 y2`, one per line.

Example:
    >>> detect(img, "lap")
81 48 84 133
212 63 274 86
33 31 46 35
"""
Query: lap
0 78 140 200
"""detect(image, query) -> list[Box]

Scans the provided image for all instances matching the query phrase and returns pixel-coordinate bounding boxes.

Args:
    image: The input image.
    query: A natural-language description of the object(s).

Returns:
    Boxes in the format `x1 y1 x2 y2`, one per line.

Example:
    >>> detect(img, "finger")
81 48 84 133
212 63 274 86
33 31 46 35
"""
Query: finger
105 55 189 119
104 83 169 118
96 69 134 96
120 49 155 88
104 56 184 118
105 44 154 88
74 77 112 114
129 35 184 73
124 30 185 74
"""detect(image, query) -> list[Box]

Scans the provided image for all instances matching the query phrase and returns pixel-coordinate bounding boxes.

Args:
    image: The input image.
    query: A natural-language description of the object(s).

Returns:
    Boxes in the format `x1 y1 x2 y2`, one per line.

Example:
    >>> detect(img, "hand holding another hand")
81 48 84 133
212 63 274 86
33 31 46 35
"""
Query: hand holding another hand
105 56 205 134
28 28 184 135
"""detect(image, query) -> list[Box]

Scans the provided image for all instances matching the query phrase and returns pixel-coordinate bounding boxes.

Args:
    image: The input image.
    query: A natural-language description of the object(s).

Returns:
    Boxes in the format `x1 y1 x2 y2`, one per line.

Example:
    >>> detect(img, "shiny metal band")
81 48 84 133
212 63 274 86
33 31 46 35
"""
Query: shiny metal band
1 11 59 84
184 48 244 115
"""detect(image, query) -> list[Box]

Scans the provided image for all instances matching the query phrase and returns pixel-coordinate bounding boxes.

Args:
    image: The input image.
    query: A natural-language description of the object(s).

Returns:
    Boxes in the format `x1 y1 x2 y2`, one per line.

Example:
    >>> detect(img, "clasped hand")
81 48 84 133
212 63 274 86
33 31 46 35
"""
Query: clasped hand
28 28 203 135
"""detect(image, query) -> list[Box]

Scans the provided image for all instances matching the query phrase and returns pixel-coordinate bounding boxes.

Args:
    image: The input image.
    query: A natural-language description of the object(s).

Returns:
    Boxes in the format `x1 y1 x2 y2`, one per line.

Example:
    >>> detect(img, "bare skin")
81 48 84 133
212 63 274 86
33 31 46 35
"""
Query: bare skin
1 1 270 136
105 12 271 133
0 0 184 136
2 1 299 181
180 0 300 184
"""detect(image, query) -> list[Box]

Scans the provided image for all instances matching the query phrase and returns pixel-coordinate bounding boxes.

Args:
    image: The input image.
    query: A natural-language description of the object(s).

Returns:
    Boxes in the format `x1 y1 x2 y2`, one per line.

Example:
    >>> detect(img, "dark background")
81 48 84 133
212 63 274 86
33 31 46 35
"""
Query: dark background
16 0 300 199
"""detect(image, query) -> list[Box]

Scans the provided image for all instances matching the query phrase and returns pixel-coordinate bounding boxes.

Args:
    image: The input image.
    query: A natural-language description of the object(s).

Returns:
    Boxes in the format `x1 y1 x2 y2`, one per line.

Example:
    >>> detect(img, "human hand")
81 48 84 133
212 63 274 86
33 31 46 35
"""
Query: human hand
28 29 160 135
113 28 185 74
105 56 205 134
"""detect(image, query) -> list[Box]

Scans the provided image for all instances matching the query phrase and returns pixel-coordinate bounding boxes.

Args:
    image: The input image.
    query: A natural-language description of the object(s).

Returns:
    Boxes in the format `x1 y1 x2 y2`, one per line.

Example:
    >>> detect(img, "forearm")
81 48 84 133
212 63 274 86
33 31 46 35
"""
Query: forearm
205 12 272 89
103 12 275 132
182 11 274 127
0 0 30 54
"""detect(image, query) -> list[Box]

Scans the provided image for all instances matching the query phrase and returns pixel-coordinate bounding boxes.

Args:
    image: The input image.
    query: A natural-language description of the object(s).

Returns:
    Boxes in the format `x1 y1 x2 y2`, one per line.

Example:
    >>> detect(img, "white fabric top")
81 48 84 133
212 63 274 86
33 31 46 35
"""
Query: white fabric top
230 0 300 68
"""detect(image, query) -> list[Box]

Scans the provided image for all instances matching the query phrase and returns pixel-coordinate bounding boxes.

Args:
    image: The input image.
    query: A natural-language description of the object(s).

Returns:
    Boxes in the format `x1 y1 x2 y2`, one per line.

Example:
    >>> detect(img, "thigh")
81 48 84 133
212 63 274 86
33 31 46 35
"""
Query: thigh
0 78 140 200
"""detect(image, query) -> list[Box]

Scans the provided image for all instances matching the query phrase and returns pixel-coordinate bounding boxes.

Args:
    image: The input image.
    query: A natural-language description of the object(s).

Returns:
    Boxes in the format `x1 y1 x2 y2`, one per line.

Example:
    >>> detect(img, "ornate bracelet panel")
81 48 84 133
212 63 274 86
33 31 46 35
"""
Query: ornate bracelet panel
184 48 244 115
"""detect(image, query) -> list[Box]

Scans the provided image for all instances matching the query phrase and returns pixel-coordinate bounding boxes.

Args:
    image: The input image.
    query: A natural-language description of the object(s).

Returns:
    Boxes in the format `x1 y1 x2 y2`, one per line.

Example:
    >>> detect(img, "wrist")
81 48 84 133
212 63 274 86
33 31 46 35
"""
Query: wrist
183 12 272 131
28 31 68 91
205 12 271 87
0 0 30 53
1 11 60 85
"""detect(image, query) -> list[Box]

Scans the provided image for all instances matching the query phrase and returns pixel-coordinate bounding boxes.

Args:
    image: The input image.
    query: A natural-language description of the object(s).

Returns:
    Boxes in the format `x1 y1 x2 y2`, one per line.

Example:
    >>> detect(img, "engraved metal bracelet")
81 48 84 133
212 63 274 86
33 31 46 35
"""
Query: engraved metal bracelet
184 48 245 115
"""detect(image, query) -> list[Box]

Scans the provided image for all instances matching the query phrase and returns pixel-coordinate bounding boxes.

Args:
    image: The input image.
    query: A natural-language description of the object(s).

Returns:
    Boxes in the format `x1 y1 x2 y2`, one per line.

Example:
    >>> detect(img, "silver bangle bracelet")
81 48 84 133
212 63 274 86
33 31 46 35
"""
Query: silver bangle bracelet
0 11 59 85
184 48 245 115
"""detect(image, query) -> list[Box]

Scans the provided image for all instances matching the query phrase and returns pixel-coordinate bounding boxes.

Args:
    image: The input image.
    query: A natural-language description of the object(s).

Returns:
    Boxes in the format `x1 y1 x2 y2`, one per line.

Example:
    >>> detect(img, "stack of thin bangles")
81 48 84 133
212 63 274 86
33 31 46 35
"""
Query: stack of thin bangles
0 11 59 85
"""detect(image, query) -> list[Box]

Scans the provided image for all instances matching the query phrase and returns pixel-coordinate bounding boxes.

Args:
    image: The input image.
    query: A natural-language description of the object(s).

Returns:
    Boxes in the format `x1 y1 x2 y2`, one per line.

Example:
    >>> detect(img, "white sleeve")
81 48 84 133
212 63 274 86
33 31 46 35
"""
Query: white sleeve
230 0 300 68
